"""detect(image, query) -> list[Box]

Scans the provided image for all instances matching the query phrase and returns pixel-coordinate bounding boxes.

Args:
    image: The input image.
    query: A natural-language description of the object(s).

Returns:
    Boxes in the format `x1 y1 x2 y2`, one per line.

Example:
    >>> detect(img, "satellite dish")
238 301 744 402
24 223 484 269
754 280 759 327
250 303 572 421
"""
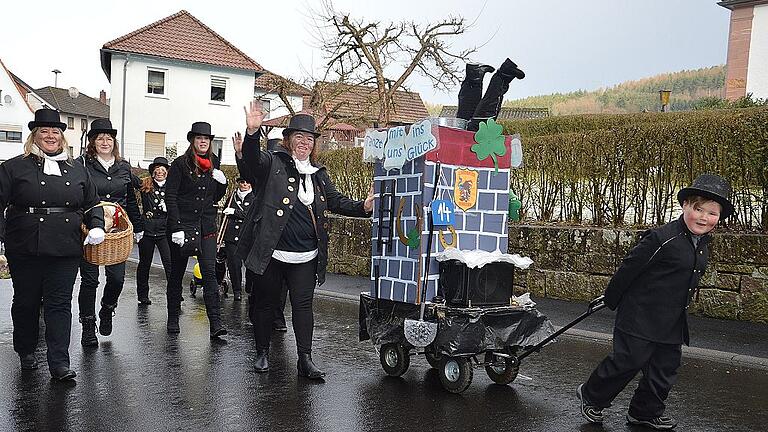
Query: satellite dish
68 87 79 99
3 94 11 104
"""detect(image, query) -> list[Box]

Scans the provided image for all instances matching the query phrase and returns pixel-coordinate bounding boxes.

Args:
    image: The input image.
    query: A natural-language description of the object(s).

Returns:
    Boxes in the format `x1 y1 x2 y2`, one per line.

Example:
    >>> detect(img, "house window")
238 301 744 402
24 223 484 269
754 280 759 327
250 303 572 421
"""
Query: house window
260 98 271 117
81 119 87 130
211 138 224 157
144 131 166 160
211 77 227 102
67 117 74 129
147 70 165 95
0 130 23 142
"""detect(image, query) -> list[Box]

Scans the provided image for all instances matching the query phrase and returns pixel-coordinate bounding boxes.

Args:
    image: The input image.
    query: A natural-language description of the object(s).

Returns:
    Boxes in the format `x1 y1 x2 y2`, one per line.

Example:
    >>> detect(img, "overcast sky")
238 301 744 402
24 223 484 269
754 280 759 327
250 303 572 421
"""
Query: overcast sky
0 0 730 105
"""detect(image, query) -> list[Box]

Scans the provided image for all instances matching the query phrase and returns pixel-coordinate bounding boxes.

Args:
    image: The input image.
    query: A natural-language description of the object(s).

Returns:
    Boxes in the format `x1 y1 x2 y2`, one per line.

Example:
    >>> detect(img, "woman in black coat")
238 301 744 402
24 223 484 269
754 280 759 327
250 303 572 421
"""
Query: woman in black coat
77 118 143 347
0 108 105 381
135 156 172 305
236 103 373 379
165 122 228 338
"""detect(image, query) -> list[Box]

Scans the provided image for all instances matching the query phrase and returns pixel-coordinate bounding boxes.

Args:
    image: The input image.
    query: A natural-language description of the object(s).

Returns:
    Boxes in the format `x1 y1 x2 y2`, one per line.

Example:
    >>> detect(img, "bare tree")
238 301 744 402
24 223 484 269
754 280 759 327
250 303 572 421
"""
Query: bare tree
309 0 475 125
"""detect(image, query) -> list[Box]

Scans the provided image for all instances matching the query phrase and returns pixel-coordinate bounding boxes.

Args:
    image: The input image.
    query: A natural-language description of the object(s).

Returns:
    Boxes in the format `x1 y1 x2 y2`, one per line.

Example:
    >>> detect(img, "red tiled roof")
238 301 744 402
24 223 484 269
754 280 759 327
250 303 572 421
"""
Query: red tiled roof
314 82 429 125
262 111 356 131
1 59 34 113
102 10 263 72
254 71 311 96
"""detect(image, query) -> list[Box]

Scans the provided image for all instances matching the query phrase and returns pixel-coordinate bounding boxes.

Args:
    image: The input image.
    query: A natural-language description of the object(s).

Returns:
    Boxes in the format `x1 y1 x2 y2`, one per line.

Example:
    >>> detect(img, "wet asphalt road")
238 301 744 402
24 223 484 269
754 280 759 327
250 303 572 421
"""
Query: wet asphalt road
1 264 767 432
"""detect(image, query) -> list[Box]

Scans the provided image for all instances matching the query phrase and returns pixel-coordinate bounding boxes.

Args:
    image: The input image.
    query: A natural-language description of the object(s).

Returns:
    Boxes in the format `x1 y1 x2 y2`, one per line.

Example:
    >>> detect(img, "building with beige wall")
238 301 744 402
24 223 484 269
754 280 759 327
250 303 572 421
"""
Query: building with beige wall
719 0 768 100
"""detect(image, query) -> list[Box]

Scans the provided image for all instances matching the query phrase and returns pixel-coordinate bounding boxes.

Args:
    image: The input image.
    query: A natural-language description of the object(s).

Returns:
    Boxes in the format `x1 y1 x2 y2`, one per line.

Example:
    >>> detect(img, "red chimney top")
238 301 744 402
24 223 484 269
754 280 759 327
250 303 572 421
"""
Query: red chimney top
99 90 107 105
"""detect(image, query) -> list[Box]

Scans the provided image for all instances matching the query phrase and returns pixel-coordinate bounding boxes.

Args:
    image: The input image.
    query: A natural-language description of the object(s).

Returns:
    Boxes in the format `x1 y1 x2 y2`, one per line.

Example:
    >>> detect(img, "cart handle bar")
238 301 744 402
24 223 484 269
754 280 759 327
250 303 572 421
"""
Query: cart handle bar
517 295 606 362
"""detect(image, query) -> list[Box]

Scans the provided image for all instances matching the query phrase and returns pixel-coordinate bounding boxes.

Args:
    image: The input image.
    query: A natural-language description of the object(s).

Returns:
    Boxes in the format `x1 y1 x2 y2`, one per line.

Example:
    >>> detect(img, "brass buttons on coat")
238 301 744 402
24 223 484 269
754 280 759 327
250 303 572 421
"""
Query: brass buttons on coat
288 185 295 192
276 209 284 216
283 197 290 205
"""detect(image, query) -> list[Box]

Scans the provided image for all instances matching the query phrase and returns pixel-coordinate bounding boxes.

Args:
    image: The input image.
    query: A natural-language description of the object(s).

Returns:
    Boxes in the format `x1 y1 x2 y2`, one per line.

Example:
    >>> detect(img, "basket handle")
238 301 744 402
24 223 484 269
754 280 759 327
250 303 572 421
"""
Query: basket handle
84 201 124 214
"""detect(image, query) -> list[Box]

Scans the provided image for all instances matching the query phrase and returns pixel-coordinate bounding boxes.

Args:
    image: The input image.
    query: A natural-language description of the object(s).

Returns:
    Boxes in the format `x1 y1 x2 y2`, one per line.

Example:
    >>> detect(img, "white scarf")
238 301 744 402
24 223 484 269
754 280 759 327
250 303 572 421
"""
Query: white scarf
30 145 68 176
155 179 166 187
293 157 318 206
97 155 115 171
236 189 251 200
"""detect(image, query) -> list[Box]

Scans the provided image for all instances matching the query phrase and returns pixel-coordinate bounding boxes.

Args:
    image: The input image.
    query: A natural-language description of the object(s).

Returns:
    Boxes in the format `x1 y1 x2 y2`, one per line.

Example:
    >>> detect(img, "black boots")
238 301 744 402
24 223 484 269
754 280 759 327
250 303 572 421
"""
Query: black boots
255 349 269 372
466 58 526 131
167 308 180 334
98 302 116 336
19 353 38 370
297 353 326 380
80 315 98 347
456 63 496 120
50 366 76 381
210 322 228 339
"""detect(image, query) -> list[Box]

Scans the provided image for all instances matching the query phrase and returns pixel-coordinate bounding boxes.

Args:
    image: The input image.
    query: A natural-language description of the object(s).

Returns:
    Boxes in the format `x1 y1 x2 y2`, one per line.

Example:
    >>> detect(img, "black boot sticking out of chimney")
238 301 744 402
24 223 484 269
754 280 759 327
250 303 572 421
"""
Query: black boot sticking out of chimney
456 63 495 121
466 58 525 132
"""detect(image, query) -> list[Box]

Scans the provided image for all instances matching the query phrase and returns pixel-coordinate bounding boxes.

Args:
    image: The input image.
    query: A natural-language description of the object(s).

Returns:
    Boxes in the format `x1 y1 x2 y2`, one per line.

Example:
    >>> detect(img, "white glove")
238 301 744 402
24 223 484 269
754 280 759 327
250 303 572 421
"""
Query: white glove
222 207 235 216
212 169 227 185
171 231 185 246
84 228 106 246
134 231 144 243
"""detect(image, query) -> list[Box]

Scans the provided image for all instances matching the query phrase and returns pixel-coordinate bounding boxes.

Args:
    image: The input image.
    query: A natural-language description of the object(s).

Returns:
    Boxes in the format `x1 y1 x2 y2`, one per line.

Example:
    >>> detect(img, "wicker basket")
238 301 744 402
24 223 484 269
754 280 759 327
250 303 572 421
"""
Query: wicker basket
81 202 134 266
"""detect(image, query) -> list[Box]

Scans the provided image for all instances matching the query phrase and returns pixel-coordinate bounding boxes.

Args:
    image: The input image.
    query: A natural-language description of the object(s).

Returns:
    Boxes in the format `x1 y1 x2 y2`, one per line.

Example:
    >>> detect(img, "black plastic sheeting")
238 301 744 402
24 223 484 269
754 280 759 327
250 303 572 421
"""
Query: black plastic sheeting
359 294 556 356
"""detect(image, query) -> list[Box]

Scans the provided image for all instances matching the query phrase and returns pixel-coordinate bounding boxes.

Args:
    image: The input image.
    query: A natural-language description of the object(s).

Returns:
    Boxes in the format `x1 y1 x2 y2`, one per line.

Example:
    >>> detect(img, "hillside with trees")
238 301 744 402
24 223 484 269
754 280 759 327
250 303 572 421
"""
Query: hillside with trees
505 65 727 114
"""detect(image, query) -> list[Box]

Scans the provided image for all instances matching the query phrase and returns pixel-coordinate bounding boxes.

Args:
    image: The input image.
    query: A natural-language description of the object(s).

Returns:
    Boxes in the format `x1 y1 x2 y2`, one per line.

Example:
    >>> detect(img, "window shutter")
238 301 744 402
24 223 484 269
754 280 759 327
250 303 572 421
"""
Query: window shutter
144 131 166 160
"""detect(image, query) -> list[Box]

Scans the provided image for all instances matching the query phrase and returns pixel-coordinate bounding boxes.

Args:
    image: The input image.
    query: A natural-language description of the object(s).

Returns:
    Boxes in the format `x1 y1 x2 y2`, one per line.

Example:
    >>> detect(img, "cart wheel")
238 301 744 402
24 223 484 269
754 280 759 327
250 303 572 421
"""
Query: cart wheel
189 280 197 298
484 352 520 385
424 344 441 369
438 356 473 394
380 343 410 377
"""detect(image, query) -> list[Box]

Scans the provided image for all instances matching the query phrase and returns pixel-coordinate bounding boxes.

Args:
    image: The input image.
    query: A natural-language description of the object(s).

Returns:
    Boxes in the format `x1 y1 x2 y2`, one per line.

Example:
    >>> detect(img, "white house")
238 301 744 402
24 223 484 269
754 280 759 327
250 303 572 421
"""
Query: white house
0 58 33 161
719 0 768 100
100 10 307 167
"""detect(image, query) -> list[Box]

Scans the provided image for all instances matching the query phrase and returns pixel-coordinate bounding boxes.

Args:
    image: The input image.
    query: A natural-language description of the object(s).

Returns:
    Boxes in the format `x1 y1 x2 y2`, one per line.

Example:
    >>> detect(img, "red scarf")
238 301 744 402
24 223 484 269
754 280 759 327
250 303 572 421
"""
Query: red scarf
195 154 212 172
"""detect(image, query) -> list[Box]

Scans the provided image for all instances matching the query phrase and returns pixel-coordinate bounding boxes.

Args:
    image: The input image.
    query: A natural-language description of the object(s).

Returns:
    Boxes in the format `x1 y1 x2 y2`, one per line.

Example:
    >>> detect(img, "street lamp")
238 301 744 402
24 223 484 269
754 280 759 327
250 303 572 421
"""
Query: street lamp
52 69 61 88
659 89 671 112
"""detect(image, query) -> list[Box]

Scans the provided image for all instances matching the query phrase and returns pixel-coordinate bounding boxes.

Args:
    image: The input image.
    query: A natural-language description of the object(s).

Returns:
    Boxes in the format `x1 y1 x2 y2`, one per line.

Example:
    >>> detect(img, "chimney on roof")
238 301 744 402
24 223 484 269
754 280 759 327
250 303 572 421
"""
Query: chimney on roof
99 90 107 105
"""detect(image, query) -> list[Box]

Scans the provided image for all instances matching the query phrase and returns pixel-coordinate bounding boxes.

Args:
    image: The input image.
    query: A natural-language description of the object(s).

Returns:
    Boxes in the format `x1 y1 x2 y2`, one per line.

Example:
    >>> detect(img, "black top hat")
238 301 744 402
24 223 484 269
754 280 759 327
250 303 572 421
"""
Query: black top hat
28 108 67 131
282 113 320 138
266 138 282 151
148 156 170 174
187 122 215 142
235 176 249 183
677 173 734 220
87 118 117 139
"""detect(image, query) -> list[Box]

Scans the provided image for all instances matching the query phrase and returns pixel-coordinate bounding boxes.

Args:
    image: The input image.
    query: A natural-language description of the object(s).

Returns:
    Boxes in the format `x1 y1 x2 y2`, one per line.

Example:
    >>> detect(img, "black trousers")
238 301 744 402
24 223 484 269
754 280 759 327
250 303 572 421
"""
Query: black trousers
167 234 221 326
225 241 251 294
583 328 683 419
136 235 172 300
251 258 316 353
8 254 80 369
246 269 287 327
78 259 126 316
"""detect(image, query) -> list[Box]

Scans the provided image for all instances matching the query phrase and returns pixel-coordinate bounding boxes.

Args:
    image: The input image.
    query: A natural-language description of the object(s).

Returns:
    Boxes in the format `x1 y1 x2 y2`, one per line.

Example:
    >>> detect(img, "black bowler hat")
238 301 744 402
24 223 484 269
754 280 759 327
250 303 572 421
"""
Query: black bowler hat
28 108 66 131
87 118 117 139
187 121 215 142
148 156 170 174
282 113 320 138
266 138 281 151
677 173 734 220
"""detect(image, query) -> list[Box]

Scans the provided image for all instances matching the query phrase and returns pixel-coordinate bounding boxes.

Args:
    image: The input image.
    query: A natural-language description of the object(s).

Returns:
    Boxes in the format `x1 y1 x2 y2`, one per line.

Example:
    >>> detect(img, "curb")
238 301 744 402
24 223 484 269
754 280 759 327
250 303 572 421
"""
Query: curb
131 259 768 371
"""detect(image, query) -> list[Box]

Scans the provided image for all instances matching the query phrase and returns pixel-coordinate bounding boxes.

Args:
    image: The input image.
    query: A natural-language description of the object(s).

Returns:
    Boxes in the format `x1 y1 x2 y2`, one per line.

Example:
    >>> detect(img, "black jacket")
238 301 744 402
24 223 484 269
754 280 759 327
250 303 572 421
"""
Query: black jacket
140 180 168 237
80 156 143 232
604 217 710 345
0 154 104 257
238 131 370 285
165 153 227 236
223 190 255 243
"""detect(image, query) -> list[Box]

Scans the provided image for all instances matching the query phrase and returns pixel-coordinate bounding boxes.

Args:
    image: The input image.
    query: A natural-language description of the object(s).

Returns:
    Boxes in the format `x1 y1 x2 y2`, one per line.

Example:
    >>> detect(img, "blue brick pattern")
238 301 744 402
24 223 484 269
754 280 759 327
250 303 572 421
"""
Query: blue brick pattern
371 157 511 303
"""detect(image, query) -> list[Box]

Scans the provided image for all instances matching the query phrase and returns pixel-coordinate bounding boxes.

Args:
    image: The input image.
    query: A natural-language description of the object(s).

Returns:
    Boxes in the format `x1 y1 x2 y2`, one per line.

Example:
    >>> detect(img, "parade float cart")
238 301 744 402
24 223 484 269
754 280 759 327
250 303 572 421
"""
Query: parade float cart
358 117 604 393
